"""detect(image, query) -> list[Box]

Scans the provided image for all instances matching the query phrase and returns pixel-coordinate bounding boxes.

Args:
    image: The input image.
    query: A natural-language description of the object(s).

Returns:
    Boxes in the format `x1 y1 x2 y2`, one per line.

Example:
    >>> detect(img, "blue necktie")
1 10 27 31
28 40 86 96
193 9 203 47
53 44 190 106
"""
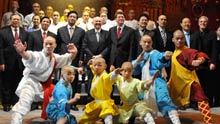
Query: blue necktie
185 32 190 47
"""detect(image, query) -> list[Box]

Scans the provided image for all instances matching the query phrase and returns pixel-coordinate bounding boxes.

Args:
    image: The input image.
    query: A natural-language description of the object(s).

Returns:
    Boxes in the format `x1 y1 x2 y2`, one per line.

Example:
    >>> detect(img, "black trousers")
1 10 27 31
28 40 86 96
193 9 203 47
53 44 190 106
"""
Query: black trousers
1 68 23 106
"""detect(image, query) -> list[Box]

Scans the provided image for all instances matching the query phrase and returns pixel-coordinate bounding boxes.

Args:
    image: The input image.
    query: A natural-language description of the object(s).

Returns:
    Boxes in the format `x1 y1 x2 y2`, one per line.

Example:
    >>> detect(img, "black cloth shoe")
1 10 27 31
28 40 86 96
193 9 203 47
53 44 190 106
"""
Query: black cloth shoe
3 105 11 112
71 105 79 111
190 102 198 110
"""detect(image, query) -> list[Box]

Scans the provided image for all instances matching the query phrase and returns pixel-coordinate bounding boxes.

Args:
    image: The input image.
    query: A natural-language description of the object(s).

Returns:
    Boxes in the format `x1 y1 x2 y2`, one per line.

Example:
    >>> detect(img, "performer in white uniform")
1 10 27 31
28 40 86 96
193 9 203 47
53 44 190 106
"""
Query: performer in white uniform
11 36 78 124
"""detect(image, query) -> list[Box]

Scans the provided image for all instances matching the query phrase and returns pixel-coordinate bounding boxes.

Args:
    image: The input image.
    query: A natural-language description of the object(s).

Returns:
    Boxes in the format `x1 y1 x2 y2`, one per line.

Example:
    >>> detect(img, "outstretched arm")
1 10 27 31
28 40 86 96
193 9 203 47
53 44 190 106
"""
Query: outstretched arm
67 43 78 60
13 39 30 60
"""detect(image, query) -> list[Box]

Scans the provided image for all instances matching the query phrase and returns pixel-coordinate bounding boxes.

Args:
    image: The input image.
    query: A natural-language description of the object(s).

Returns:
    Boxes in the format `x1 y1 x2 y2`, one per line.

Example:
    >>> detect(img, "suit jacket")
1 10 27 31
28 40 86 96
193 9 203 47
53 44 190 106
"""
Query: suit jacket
153 28 174 52
27 30 56 51
0 26 28 70
82 29 110 63
56 26 85 65
134 28 155 59
109 25 135 67
190 29 218 65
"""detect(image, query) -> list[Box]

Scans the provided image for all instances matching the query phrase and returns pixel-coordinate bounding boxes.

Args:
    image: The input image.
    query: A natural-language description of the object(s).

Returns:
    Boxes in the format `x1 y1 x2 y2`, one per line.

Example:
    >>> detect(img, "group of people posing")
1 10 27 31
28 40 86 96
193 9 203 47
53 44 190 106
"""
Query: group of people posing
0 1 220 124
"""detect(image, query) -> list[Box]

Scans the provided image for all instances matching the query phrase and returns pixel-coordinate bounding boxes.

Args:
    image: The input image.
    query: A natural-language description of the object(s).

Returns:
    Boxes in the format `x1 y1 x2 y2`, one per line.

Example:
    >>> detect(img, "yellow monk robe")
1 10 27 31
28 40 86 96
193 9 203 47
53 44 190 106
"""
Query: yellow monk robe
79 69 119 124
168 46 200 107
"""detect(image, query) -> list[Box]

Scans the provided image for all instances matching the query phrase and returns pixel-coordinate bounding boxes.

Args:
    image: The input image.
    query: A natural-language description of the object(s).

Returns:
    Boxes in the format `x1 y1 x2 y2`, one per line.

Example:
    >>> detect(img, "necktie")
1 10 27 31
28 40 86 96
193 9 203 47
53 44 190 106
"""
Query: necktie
14 28 19 40
185 32 190 47
161 30 167 47
117 27 121 38
96 32 100 42
42 31 47 41
69 27 74 38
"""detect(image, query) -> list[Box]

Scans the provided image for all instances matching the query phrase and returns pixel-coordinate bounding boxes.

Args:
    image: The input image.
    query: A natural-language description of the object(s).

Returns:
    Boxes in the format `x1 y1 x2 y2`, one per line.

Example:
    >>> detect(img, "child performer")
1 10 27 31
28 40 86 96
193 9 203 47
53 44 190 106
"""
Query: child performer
132 35 181 124
110 61 158 124
78 57 118 124
46 65 80 124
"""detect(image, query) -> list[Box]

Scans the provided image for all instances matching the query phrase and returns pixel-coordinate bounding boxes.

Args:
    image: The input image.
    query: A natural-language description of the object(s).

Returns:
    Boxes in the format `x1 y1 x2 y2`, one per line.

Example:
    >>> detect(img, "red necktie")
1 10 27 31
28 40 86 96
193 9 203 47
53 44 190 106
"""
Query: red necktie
42 31 47 41
117 27 121 38
14 28 19 40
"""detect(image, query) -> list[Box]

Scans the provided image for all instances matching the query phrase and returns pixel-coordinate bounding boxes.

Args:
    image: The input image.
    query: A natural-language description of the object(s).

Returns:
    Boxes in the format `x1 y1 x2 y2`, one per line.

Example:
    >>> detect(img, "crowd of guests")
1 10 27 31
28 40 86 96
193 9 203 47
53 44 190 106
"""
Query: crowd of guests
0 0 220 124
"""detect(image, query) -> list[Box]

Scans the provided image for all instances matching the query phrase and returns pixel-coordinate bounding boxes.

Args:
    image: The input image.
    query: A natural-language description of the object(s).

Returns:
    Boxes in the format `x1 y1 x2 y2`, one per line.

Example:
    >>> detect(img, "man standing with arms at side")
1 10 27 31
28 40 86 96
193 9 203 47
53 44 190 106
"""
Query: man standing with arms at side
56 11 85 111
109 11 135 71
190 16 218 107
0 13 28 112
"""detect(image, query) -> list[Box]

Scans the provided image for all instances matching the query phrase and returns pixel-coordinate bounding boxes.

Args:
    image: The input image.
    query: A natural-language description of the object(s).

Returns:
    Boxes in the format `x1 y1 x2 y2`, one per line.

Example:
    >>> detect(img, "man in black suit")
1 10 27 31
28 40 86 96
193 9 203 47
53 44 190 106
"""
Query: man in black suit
153 14 174 52
180 17 193 48
83 16 110 63
56 11 85 111
0 13 28 111
109 11 135 71
27 16 56 51
82 16 111 102
191 16 218 107
133 13 155 59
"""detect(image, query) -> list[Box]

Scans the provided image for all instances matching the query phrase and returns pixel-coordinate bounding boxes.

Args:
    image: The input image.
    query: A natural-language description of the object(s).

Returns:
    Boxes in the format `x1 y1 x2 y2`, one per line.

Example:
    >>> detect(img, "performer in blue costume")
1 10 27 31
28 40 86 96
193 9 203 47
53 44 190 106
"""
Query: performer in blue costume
46 65 80 124
132 35 181 124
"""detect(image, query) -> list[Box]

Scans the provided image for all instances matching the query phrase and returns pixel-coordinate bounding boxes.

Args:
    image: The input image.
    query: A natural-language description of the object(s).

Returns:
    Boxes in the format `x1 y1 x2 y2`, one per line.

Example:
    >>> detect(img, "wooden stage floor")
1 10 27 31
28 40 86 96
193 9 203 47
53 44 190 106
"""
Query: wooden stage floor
0 106 219 124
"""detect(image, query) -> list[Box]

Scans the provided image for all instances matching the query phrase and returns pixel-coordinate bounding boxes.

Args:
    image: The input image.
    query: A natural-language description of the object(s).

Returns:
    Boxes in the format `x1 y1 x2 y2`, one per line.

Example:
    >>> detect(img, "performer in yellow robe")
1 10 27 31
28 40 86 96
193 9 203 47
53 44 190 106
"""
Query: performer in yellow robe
79 57 118 124
168 30 213 124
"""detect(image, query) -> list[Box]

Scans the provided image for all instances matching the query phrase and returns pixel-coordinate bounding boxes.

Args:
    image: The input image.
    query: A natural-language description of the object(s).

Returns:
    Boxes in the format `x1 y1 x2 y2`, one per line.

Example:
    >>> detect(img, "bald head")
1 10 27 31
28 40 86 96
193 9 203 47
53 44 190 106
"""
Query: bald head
61 65 75 75
43 36 57 55
121 61 133 70
172 30 185 49
93 57 106 64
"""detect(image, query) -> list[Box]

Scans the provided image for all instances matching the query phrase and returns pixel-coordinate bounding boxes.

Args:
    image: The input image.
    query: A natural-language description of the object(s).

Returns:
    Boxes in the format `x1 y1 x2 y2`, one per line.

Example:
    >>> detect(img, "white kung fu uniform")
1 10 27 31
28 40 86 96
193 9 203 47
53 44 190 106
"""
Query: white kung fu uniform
12 50 72 116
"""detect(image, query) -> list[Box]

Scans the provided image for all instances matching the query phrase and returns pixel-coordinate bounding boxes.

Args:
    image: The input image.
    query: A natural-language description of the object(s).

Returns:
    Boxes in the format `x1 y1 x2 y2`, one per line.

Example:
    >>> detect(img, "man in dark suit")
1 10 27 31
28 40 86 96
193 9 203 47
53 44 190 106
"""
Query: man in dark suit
0 13 28 111
133 13 155 59
180 17 193 48
191 16 218 107
109 11 135 71
82 16 111 102
153 14 174 52
56 11 85 111
27 16 56 51
83 16 110 63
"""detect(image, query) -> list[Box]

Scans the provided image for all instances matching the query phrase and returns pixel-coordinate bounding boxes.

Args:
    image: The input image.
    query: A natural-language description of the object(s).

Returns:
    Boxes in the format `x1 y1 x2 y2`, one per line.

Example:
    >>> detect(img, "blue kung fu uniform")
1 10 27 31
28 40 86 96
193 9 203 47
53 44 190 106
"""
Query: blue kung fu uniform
46 78 76 124
132 50 177 117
